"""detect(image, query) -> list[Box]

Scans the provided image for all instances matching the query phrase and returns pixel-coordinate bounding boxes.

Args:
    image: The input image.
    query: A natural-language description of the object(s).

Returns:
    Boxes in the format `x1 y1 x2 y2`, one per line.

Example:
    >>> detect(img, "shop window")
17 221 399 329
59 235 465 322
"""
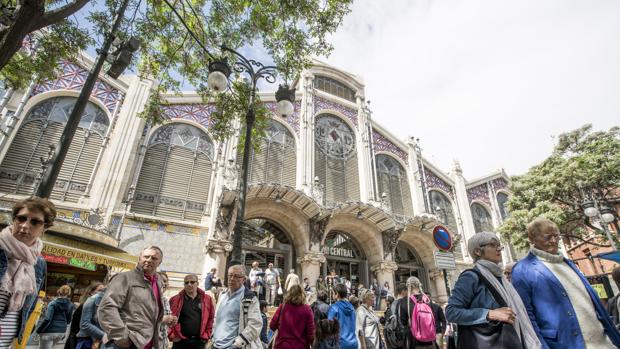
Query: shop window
0 96 109 202
131 123 214 222
376 154 413 217
314 114 360 206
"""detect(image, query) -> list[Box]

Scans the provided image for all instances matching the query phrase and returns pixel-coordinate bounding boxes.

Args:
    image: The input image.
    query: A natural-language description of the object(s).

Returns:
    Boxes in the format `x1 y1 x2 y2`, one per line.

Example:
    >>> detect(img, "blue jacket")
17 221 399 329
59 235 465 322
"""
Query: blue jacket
38 297 74 333
77 292 105 340
445 267 503 326
0 247 47 341
327 300 357 349
512 252 620 349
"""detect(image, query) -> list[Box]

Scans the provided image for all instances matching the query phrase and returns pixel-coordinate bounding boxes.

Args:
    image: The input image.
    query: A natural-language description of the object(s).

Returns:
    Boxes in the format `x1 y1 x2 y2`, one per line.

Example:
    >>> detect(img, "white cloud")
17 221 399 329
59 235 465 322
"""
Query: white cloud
321 0 620 178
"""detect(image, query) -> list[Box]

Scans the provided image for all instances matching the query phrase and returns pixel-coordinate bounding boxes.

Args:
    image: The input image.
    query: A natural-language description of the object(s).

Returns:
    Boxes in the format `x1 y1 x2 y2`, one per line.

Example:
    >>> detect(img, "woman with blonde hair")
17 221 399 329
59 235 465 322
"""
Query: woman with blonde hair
37 285 75 349
356 289 383 349
269 284 315 349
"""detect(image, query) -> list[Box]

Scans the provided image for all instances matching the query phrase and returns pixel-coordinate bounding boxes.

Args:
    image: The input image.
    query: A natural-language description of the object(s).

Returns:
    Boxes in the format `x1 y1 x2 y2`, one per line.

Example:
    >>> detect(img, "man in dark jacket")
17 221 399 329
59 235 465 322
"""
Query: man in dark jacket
168 274 215 349
607 266 620 329
327 284 357 349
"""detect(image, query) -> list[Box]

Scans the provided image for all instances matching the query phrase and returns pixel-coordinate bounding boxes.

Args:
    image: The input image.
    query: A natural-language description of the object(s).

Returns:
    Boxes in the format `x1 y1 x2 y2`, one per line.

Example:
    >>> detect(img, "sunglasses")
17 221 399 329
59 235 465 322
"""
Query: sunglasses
184 280 197 285
15 215 45 227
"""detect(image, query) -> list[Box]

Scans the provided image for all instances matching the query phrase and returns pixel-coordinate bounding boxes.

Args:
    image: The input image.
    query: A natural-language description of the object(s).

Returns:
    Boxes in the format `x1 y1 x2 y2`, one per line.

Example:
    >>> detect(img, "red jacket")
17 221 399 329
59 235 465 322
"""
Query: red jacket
168 289 215 342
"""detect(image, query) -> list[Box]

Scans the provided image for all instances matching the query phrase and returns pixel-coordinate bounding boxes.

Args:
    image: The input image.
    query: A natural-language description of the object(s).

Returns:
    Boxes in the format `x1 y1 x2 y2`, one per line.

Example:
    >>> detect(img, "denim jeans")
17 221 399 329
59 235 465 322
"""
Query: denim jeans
39 333 65 349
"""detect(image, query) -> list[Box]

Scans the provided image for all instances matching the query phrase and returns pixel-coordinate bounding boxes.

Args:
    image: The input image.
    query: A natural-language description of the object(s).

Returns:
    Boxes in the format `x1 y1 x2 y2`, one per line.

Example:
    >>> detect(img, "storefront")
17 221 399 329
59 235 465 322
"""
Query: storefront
321 231 369 288
241 219 294 274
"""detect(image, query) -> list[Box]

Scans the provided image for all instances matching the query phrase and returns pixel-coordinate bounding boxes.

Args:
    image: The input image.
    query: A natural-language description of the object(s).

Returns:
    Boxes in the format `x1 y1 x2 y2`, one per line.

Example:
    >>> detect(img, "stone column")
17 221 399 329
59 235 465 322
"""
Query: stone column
371 261 398 294
299 72 315 195
406 137 427 216
451 160 475 262
297 251 325 285
428 268 449 303
203 239 233 281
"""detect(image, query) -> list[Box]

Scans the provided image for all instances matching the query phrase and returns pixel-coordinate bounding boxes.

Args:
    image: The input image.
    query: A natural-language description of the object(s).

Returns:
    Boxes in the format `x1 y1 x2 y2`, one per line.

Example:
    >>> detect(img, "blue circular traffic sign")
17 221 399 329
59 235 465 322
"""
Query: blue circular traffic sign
433 225 453 251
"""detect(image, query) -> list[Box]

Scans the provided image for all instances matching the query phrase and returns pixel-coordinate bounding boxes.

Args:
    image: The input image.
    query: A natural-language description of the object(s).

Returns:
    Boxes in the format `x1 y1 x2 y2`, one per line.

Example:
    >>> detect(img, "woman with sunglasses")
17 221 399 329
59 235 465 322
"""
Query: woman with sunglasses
445 232 541 349
0 197 56 349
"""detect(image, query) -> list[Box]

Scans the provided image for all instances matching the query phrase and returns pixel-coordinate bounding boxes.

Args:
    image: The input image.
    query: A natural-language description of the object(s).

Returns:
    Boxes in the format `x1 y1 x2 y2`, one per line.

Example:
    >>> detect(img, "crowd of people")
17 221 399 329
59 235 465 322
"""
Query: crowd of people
2 197 620 349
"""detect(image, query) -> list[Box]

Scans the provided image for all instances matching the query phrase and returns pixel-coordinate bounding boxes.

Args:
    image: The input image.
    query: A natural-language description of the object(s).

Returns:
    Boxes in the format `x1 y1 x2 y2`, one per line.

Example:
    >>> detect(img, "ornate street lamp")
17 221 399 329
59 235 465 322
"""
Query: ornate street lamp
581 197 618 250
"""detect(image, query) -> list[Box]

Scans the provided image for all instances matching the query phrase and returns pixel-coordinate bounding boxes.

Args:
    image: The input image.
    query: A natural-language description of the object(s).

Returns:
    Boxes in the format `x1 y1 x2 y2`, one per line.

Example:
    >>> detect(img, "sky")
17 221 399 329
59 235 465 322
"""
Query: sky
318 0 620 179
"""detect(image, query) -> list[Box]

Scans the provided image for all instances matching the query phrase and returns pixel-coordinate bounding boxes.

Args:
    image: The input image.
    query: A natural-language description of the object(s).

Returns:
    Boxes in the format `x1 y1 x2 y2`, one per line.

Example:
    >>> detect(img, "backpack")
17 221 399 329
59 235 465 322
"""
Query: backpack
409 294 436 342
384 299 407 349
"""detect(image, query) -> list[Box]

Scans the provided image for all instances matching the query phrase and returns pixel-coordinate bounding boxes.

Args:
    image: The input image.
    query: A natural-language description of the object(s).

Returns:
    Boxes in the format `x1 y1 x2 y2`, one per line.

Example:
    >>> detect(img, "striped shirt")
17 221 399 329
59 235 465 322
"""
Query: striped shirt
0 290 20 349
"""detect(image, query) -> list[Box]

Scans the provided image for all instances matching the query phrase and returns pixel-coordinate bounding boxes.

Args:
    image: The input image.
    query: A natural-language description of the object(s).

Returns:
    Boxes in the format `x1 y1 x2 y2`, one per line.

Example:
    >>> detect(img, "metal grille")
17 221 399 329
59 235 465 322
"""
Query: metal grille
240 120 296 187
0 97 108 202
376 154 413 217
132 123 213 222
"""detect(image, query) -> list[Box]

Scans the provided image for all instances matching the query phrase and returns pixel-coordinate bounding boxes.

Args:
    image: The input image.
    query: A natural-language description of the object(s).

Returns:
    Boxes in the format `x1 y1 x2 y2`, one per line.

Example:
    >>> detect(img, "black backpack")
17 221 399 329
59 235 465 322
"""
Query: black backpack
384 298 408 349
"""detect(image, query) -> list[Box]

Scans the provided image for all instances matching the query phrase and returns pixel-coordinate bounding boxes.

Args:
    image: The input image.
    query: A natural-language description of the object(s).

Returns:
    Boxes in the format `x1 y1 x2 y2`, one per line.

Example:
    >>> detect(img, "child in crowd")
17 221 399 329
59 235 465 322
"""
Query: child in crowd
259 300 269 345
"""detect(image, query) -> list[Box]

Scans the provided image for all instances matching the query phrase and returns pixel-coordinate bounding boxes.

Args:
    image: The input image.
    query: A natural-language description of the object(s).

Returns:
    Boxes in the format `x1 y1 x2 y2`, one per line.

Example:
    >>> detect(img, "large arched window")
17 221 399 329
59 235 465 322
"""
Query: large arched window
314 114 360 206
471 203 493 233
240 120 296 187
376 154 413 217
131 123 214 222
429 190 457 232
0 97 109 202
496 192 509 220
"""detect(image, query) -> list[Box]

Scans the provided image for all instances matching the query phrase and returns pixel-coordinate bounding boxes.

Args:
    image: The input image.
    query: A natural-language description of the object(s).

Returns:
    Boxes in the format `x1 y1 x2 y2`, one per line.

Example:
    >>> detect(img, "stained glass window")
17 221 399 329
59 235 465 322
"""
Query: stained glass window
430 190 457 232
496 192 509 220
471 203 493 233
315 115 356 160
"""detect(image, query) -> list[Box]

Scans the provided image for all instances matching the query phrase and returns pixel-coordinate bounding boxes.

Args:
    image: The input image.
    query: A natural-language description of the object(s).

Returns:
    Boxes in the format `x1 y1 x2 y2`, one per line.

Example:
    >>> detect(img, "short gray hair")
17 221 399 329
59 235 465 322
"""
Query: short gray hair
229 264 246 277
406 277 422 292
467 232 500 261
141 245 163 258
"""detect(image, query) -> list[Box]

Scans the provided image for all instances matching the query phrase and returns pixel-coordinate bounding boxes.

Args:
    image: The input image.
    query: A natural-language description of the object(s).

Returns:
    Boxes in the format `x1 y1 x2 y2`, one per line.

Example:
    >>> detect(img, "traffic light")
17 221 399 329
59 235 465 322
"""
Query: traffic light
106 37 141 79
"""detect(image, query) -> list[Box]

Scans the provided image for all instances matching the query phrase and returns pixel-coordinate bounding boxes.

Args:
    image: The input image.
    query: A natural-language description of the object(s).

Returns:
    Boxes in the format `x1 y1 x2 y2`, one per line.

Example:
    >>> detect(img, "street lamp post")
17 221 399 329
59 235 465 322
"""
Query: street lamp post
207 47 295 266
582 195 618 250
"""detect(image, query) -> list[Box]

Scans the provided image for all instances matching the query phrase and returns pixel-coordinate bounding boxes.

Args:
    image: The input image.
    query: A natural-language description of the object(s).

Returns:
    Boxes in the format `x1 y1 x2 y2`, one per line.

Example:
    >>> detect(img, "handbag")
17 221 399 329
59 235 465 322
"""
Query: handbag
277 285 283 296
267 304 286 349
456 269 522 349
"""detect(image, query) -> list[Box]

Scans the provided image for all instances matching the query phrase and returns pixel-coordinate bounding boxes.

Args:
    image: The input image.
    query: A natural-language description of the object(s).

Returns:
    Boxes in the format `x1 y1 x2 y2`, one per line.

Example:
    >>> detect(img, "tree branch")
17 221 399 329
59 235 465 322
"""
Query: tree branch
34 0 90 31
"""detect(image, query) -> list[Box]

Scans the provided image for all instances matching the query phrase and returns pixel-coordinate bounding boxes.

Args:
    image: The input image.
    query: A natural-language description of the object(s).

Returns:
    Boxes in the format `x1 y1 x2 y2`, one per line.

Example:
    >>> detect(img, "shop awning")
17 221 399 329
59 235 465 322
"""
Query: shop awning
42 234 138 270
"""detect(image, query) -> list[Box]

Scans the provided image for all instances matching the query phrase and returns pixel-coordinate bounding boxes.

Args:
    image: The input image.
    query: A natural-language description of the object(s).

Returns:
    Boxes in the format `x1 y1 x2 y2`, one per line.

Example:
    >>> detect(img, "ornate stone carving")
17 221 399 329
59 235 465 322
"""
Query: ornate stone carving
205 239 233 254
215 201 237 240
296 250 326 266
428 268 444 281
309 214 330 247
382 227 404 259
370 261 398 274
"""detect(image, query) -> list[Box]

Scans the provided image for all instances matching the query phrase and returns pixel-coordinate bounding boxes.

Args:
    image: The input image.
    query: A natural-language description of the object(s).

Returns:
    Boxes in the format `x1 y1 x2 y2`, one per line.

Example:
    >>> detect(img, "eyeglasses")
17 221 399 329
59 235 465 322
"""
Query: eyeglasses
228 274 244 279
184 281 197 285
15 215 45 227
541 234 561 242
480 242 504 251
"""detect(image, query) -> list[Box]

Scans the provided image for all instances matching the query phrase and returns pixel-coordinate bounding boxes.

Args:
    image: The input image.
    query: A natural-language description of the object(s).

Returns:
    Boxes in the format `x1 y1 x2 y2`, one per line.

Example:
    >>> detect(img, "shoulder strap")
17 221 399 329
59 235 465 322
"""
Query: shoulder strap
466 268 508 308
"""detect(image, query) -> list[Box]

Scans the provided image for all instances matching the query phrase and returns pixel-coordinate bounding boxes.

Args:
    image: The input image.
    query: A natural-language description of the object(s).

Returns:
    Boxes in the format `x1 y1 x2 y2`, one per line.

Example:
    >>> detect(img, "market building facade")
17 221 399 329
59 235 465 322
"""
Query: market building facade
0 54 513 301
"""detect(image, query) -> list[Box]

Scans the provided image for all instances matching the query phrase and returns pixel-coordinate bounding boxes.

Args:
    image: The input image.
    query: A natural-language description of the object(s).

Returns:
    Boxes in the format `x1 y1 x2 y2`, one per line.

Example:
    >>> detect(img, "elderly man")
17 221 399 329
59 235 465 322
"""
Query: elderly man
99 246 174 349
503 261 516 282
264 263 280 306
212 265 262 349
168 274 215 349
512 218 620 349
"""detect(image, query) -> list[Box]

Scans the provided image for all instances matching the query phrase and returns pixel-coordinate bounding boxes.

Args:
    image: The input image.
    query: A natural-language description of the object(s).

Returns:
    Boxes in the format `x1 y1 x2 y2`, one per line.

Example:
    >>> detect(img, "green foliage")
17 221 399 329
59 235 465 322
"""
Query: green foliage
498 125 620 249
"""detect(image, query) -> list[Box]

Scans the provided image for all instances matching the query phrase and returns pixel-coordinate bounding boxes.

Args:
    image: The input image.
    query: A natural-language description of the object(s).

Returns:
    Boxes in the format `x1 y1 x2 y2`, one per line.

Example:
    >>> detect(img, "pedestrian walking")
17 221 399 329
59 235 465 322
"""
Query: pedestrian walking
327 283 357 349
168 274 214 349
269 284 315 349
356 289 383 349
259 301 269 346
204 268 217 291
606 266 620 329
370 279 381 310
311 290 330 323
0 197 55 349
211 264 262 349
249 262 262 295
316 276 327 294
512 218 620 349
425 294 446 349
398 277 443 349
264 263 280 306
313 319 339 349
66 283 105 349
446 232 541 349
285 269 300 291
37 285 75 349
76 285 107 349
99 246 174 349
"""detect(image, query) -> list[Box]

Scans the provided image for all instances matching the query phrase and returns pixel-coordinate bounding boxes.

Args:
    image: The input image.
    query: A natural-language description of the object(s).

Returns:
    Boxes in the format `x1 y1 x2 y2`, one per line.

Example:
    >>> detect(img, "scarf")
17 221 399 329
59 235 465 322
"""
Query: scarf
530 247 564 263
143 272 161 349
0 226 43 311
476 260 542 349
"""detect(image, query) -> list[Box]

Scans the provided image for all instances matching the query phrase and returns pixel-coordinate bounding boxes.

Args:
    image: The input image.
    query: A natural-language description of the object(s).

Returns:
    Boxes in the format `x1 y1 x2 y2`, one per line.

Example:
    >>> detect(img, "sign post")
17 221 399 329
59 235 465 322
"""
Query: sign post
433 225 455 297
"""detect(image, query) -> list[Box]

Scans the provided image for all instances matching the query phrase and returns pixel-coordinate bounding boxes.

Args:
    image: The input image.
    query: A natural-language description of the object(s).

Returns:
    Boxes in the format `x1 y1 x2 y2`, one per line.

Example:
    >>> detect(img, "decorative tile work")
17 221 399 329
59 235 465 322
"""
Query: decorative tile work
467 183 491 206
491 177 509 192
373 130 408 164
161 103 216 128
314 95 358 126
32 60 124 114
424 166 454 199
264 100 301 135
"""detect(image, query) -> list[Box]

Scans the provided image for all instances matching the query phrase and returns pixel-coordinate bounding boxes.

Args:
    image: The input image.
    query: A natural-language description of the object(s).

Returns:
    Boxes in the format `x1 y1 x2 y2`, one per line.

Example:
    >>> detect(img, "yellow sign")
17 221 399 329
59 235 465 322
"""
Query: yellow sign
592 284 608 299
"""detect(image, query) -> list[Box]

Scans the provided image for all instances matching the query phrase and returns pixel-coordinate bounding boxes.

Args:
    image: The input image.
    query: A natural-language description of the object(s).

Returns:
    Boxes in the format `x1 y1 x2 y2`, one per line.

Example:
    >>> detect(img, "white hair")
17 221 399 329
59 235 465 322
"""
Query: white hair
229 264 246 277
467 232 500 261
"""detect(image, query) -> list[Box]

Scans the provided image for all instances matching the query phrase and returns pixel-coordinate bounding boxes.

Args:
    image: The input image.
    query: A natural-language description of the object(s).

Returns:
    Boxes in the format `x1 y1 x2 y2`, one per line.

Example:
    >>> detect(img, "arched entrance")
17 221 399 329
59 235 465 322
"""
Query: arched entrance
393 241 429 292
321 231 368 288
242 218 295 274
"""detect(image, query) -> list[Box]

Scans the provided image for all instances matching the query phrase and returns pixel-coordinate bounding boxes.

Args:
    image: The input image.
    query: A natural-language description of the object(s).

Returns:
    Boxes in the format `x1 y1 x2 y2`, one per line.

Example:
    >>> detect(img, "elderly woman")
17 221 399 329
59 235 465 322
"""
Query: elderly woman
0 197 55 349
445 232 541 349
356 289 382 349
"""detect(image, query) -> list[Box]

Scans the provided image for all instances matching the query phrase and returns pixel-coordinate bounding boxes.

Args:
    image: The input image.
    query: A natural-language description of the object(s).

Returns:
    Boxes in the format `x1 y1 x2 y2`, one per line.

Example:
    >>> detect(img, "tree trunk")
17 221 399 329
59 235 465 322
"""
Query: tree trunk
0 1 44 71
